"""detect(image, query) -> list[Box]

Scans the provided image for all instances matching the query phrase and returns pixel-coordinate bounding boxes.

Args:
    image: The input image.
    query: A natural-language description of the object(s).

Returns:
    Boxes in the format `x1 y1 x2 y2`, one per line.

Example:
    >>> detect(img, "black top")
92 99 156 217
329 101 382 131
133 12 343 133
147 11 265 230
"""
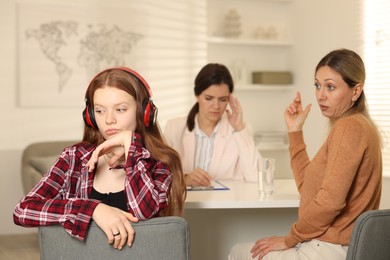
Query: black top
90 187 128 212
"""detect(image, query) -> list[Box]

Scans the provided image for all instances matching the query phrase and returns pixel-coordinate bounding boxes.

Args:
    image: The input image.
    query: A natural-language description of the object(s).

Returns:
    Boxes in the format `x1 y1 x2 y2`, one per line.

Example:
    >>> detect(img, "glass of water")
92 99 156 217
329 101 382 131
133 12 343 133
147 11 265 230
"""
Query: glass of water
258 157 275 197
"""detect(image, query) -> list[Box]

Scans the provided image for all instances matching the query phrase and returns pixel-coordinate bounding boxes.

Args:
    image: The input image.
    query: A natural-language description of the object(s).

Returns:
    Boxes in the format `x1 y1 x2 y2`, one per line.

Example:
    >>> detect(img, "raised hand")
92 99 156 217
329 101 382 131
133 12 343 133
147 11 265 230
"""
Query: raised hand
86 131 133 172
226 94 245 131
284 91 312 132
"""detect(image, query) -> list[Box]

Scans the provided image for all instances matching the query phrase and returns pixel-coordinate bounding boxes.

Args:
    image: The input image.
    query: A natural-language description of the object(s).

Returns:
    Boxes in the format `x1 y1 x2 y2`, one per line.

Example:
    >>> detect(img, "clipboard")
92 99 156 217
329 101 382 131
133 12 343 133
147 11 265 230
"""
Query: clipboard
186 180 229 191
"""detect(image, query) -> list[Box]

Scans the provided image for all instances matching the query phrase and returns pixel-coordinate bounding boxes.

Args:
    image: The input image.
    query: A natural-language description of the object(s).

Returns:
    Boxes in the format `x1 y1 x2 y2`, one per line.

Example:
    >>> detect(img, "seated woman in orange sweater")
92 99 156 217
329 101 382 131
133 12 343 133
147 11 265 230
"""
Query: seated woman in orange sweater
229 49 382 260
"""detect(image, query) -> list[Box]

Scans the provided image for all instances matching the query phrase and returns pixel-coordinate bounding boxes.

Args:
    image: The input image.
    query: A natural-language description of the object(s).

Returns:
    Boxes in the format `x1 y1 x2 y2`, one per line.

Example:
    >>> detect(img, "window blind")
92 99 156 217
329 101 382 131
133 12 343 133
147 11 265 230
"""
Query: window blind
122 0 208 127
361 0 390 176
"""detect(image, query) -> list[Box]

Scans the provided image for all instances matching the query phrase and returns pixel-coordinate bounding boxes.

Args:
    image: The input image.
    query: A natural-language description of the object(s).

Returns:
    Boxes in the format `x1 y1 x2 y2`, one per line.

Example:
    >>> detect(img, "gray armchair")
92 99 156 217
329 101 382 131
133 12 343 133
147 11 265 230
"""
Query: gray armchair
39 216 190 260
24 141 191 259
21 140 77 194
346 209 390 260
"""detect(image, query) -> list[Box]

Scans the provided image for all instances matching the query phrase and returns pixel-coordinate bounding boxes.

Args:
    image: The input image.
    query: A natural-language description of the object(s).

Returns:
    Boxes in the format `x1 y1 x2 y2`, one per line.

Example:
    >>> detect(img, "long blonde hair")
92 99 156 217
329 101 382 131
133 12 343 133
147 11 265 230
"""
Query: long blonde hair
315 49 382 145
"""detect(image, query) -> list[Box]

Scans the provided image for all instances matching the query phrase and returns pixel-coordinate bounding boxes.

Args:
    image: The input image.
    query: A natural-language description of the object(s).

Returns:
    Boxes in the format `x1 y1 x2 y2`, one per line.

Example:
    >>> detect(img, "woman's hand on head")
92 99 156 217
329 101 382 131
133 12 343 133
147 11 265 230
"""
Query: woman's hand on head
92 203 139 250
185 168 213 187
284 91 312 132
250 236 289 259
86 131 133 172
226 94 245 131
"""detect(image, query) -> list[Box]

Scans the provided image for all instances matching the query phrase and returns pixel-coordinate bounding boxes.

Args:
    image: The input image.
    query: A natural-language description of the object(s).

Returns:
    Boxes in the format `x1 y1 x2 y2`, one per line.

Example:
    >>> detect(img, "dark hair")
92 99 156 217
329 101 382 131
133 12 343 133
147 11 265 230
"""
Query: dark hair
82 69 186 216
186 63 234 131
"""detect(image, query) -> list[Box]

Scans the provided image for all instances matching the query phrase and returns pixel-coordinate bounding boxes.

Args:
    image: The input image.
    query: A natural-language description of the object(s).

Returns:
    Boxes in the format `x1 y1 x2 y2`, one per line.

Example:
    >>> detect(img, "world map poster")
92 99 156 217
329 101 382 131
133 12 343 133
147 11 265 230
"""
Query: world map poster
17 3 144 107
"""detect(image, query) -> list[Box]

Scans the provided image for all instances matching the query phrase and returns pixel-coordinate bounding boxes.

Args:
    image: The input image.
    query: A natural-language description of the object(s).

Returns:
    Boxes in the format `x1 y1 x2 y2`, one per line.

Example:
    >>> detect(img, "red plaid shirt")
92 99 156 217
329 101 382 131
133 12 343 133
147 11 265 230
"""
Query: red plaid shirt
13 133 171 241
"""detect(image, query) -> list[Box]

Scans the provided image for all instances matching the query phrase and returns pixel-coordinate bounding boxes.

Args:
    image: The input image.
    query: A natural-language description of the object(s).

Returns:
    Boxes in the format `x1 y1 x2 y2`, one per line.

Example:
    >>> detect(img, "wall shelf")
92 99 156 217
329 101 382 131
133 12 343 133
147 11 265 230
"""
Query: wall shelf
258 0 293 2
255 132 289 151
207 36 293 46
235 84 294 91
256 144 289 151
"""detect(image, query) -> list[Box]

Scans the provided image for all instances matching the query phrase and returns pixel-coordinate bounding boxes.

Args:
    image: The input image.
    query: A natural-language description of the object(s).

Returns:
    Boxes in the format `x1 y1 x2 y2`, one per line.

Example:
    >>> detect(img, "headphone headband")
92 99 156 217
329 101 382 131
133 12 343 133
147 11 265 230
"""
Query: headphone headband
84 67 153 100
82 67 157 129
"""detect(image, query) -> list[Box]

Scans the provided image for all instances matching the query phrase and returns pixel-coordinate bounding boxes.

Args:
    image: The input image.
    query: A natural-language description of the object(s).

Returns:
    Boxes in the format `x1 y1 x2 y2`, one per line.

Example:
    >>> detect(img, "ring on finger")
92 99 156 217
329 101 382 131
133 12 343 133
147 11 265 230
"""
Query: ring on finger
113 232 120 237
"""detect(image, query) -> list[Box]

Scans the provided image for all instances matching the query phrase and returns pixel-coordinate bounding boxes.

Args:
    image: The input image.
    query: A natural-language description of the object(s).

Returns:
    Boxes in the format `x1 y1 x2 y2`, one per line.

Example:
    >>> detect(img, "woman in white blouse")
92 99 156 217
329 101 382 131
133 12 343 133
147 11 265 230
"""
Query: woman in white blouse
164 63 261 187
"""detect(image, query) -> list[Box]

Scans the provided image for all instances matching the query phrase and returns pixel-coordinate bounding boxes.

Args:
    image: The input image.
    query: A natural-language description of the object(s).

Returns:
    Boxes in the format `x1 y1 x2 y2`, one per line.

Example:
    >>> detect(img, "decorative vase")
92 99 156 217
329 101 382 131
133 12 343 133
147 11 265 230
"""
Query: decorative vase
224 9 242 38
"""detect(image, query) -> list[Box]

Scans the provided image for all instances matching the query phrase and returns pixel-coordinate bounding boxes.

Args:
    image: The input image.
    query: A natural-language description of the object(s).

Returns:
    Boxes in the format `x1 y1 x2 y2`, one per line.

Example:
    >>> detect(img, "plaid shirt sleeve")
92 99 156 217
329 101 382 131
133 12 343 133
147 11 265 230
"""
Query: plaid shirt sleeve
13 145 100 241
125 133 172 219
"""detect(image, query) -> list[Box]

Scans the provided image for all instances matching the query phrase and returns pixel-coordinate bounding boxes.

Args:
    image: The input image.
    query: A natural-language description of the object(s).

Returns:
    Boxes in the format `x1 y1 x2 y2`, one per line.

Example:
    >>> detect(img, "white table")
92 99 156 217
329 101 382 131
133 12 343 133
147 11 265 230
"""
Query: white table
185 179 300 209
184 179 300 260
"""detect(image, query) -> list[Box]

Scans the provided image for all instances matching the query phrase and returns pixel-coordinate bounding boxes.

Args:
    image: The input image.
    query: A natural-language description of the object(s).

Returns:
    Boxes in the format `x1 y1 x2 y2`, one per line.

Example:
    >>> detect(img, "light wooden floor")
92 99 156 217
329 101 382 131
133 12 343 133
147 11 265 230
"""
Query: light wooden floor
0 233 40 260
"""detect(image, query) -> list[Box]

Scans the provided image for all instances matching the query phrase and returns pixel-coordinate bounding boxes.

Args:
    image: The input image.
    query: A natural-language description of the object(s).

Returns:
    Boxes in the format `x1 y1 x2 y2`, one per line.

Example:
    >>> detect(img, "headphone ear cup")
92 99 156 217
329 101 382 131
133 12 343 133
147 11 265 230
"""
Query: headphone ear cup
143 100 157 127
148 101 157 126
83 104 98 129
143 100 151 127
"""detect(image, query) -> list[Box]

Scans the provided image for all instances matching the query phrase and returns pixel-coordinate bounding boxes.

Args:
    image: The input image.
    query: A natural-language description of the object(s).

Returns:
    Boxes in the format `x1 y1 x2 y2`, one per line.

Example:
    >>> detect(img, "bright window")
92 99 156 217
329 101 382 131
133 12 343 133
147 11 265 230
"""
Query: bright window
362 0 390 176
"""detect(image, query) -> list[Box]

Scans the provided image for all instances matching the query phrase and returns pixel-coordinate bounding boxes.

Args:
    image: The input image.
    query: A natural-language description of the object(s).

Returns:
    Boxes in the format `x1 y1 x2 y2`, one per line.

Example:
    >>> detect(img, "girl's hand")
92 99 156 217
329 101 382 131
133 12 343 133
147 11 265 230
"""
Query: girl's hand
284 91 312 132
86 131 133 172
92 203 139 250
226 94 245 132
250 236 289 259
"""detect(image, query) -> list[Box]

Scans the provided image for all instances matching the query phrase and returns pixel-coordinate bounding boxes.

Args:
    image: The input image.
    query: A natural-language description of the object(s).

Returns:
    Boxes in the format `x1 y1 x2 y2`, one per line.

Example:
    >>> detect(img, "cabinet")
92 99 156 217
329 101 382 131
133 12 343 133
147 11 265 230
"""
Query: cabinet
207 0 294 178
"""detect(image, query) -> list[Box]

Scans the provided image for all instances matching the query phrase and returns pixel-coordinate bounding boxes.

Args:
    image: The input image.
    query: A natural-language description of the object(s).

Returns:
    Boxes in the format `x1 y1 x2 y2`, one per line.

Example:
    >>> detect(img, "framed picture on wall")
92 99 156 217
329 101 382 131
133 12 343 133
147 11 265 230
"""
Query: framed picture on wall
17 2 143 107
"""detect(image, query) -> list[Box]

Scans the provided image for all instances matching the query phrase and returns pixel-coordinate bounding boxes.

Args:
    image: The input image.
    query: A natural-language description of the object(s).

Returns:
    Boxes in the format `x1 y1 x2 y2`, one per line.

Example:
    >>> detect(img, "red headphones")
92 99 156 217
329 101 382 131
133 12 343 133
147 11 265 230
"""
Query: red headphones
82 67 158 129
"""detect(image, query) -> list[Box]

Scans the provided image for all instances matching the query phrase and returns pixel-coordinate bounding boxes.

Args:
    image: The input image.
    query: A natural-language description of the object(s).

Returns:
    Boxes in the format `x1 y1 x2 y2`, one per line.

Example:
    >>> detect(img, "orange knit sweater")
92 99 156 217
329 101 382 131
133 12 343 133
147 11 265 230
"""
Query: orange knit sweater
285 114 382 247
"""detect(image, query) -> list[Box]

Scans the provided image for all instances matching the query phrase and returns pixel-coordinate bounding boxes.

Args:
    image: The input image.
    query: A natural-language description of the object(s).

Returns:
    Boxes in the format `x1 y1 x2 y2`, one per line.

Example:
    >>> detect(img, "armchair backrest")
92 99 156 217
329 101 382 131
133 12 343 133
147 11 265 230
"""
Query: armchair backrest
39 216 190 260
21 140 77 194
346 209 390 260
